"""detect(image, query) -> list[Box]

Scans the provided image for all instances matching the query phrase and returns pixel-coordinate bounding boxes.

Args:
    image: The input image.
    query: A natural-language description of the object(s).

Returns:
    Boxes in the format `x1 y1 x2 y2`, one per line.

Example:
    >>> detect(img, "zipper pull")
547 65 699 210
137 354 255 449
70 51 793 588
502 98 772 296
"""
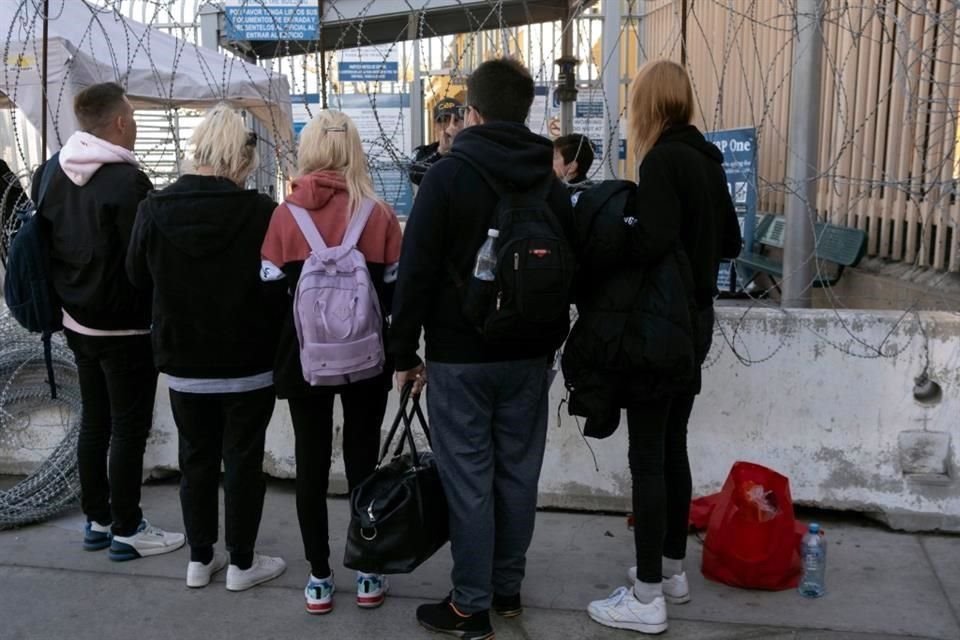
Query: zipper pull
496 292 502 311
514 252 519 270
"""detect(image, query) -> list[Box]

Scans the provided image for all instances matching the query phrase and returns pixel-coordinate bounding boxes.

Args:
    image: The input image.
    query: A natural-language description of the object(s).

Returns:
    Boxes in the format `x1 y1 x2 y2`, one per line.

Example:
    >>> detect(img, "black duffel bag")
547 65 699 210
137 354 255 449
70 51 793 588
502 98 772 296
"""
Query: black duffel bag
343 383 449 574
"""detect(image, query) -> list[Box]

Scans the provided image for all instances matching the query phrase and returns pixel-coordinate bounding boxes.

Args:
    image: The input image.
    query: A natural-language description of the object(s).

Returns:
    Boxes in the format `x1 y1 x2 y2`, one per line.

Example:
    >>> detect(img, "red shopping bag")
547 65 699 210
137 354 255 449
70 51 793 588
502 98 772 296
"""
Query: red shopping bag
701 461 802 591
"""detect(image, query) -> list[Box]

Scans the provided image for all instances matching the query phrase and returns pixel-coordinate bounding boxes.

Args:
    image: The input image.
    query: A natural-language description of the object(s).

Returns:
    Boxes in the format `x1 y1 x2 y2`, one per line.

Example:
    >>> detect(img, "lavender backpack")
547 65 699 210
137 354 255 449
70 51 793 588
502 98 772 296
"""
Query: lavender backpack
287 200 384 386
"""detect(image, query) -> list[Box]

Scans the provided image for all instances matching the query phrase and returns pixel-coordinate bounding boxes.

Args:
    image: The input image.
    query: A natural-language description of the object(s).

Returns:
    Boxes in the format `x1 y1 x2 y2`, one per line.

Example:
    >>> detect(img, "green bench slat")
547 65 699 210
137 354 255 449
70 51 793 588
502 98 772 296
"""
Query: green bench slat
736 213 867 288
737 252 783 278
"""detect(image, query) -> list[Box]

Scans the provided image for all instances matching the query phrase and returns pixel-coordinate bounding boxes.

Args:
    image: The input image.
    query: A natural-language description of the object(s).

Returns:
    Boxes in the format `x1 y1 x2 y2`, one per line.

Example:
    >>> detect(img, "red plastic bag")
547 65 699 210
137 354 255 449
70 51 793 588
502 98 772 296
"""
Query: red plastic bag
700 461 802 591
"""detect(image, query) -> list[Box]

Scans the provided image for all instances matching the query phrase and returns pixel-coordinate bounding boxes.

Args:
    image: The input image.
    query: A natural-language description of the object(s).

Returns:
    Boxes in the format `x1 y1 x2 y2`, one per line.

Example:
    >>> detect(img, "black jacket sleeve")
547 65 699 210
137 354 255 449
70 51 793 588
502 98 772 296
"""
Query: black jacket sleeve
389 160 454 371
126 199 152 289
719 186 742 259
624 147 683 264
114 170 153 247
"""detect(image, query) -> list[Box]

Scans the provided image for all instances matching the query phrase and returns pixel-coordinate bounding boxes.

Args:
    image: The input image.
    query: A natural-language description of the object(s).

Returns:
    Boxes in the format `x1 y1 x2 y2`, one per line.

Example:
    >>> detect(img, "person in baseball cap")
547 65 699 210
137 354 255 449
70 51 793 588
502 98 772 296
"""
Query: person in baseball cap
409 96 465 186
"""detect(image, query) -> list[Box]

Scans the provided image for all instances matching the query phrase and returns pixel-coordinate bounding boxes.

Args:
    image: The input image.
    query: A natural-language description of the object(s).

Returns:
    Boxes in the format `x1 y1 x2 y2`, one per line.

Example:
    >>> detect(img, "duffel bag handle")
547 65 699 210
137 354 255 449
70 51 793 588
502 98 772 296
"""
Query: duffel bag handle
376 382 429 469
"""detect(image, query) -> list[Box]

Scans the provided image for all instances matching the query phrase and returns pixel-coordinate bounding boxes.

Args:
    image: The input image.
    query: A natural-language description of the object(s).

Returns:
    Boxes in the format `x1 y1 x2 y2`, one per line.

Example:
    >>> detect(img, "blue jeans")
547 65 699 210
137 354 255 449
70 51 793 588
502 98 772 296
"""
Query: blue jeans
426 357 550 613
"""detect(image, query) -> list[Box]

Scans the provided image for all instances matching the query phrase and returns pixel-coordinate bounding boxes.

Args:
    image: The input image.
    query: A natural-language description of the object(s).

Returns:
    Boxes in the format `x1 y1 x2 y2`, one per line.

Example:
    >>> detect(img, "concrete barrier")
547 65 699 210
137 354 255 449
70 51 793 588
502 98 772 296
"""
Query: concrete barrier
3 307 958 531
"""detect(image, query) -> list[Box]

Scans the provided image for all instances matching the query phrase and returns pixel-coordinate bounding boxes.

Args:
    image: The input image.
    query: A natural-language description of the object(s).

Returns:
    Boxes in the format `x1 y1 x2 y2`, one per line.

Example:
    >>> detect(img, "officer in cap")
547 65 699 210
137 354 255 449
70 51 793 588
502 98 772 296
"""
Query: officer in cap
408 97 464 186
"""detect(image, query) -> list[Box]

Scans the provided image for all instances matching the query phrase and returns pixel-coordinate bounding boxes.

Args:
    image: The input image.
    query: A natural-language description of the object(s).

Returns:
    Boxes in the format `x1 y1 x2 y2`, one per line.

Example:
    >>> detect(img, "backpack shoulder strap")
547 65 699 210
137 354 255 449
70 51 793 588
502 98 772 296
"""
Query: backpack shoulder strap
342 198 376 248
35 151 60 209
286 203 328 254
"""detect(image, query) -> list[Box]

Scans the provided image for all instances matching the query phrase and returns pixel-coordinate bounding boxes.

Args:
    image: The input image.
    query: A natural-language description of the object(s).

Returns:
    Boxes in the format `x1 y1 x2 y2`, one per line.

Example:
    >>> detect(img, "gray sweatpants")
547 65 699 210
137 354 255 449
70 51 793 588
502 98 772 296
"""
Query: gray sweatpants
426 357 551 613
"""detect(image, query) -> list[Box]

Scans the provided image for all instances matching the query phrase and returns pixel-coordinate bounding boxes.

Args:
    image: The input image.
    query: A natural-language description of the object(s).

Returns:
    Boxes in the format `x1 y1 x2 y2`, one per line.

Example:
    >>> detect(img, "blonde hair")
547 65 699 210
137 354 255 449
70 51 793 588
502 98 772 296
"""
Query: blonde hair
190 103 259 184
628 60 695 163
297 110 378 215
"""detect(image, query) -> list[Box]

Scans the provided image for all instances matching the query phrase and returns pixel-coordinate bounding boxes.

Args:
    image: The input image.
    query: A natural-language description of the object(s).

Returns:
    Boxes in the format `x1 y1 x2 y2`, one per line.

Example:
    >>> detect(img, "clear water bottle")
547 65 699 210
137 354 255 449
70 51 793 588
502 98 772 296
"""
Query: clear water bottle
473 228 499 281
798 522 827 598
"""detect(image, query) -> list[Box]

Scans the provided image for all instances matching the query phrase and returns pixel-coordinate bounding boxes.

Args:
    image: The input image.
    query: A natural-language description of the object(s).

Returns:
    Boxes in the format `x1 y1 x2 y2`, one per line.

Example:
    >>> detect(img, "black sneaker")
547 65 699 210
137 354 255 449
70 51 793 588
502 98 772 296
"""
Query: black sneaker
492 593 522 618
416 600 495 639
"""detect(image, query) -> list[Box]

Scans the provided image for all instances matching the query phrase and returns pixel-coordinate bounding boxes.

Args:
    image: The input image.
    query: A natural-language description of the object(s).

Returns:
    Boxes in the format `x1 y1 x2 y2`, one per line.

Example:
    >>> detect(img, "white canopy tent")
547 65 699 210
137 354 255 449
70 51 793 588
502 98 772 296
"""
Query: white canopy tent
0 0 293 163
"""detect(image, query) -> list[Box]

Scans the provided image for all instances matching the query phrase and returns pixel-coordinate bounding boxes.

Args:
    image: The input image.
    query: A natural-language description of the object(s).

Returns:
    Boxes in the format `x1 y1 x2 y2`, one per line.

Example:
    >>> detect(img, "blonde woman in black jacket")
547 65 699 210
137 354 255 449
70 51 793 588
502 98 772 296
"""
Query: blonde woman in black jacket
127 105 287 592
581 60 742 635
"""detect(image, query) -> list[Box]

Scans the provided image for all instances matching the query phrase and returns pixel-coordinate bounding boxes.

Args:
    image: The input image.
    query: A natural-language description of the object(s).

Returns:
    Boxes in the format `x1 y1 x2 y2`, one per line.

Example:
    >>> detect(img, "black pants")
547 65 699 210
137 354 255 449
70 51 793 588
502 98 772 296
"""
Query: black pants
169 387 275 556
626 392 696 584
288 373 388 578
65 330 158 537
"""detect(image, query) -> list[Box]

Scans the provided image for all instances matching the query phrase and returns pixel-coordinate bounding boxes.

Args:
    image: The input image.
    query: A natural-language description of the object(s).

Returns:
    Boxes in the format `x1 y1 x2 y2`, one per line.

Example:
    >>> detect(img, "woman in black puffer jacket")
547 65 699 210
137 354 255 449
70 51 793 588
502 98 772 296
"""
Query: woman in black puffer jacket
566 60 742 635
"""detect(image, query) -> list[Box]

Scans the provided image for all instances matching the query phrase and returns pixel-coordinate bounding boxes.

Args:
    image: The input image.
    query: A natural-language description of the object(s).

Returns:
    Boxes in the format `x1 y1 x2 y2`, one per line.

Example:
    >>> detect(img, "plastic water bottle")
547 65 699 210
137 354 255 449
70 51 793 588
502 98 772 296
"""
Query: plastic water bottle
473 229 499 281
798 522 827 598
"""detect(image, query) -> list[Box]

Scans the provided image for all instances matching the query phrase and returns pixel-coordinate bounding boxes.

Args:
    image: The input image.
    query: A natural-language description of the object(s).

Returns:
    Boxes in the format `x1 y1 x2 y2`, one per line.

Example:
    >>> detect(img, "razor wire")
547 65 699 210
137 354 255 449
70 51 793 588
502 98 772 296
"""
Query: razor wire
0 0 958 518
0 313 81 529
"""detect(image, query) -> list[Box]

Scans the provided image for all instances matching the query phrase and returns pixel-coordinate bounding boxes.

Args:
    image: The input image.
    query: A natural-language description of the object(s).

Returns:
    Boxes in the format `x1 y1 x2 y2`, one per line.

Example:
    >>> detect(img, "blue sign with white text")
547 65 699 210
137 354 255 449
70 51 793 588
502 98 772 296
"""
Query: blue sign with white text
339 62 400 83
371 165 414 218
704 127 758 294
225 4 318 41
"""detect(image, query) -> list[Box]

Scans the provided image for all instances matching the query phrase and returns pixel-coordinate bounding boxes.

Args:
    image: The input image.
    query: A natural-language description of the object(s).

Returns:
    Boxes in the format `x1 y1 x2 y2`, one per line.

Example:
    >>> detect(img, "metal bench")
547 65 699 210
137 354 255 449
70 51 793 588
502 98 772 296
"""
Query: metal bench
736 213 867 289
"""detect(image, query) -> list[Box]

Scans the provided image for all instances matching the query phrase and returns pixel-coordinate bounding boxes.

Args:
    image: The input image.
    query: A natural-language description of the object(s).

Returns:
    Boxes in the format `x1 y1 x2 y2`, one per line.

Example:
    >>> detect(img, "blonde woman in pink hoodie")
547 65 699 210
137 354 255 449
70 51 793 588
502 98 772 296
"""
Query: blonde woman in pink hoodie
261 110 402 615
36 82 184 561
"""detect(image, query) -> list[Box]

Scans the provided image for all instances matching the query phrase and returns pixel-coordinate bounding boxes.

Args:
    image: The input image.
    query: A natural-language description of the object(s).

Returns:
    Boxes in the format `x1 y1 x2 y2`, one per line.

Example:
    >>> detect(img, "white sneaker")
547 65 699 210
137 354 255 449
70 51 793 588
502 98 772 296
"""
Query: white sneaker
305 573 335 615
628 566 691 604
186 551 228 588
109 520 185 561
226 554 286 592
588 586 668 634
356 572 389 608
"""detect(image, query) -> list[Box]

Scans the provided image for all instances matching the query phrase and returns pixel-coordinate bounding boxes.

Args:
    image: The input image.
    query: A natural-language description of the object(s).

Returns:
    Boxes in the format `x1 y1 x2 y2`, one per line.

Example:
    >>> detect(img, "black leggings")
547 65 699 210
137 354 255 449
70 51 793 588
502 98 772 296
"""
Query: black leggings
626 393 696 584
287 373 389 579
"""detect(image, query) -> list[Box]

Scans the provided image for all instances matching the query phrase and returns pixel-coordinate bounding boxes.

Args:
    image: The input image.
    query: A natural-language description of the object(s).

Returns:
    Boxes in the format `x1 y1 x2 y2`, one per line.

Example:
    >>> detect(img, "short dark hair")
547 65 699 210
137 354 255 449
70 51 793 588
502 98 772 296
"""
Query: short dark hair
554 134 595 180
74 82 128 133
466 58 534 123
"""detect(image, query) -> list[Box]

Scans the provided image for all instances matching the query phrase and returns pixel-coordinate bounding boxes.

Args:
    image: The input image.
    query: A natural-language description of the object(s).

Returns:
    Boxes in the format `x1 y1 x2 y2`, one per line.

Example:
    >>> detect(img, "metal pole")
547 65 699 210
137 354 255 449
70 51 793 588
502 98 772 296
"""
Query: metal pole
601 0 622 179
318 0 328 109
198 2 220 50
409 14 423 155
781 0 824 308
559 15 575 136
41 0 49 154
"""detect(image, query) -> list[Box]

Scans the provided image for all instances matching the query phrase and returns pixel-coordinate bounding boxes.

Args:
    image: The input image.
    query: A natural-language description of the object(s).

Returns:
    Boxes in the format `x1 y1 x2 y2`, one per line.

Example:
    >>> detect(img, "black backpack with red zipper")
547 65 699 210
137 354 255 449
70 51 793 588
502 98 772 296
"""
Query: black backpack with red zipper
452 155 576 352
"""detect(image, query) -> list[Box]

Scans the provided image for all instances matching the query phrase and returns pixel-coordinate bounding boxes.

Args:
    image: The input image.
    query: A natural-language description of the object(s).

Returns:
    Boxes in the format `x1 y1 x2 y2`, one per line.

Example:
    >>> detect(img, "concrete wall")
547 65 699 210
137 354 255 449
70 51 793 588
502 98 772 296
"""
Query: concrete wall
3 307 958 531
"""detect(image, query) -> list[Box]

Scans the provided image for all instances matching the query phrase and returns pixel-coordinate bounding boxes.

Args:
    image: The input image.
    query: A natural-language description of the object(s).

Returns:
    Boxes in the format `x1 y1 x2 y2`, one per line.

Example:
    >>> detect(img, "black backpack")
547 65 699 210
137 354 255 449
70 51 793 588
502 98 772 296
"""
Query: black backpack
454 156 576 352
4 155 62 398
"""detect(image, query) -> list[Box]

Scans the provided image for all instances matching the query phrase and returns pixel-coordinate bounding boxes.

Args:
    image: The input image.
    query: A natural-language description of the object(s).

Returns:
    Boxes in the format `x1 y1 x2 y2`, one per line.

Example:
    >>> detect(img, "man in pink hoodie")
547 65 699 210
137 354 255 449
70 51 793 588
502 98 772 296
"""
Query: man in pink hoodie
35 82 184 560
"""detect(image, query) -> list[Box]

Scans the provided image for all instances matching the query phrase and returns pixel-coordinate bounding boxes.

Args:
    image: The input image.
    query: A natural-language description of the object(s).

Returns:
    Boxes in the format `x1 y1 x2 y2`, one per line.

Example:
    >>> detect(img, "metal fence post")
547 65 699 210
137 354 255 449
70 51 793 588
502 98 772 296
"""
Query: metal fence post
601 0 622 179
781 0 824 308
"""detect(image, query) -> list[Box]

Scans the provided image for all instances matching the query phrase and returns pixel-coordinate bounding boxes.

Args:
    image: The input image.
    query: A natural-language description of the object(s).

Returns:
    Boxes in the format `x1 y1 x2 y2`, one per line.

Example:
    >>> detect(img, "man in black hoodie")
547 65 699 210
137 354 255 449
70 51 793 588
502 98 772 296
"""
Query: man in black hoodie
391 59 574 638
37 83 184 560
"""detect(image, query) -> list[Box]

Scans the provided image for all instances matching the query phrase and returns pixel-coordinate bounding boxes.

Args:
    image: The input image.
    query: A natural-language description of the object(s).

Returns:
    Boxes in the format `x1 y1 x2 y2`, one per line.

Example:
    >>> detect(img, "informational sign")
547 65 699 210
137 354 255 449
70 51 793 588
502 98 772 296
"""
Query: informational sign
224 0 318 41
528 85 626 169
572 88 626 162
337 45 400 83
291 92 413 216
705 127 758 294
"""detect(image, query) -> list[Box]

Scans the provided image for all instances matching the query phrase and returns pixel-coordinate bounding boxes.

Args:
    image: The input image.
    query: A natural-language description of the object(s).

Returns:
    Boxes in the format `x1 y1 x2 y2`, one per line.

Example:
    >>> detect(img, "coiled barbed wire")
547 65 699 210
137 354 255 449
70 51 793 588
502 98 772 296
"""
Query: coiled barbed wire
0 312 81 529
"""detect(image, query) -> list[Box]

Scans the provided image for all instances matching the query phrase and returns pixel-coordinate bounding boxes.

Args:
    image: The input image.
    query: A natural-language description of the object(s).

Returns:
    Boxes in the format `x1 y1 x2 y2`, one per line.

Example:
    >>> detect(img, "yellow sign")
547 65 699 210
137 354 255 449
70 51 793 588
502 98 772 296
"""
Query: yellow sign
5 54 35 70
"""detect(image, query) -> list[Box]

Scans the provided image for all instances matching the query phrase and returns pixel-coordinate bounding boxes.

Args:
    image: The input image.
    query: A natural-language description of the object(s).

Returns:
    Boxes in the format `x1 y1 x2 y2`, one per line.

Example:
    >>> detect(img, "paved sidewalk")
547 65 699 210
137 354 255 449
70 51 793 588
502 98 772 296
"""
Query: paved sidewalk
0 480 957 640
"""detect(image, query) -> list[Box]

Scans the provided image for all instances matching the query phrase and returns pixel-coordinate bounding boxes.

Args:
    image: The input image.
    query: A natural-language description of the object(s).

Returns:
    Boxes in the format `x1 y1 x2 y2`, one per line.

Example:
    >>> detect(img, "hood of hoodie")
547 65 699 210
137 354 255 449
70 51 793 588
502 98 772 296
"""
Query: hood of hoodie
447 121 555 191
285 170 348 211
59 131 139 186
657 124 724 164
146 174 266 258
